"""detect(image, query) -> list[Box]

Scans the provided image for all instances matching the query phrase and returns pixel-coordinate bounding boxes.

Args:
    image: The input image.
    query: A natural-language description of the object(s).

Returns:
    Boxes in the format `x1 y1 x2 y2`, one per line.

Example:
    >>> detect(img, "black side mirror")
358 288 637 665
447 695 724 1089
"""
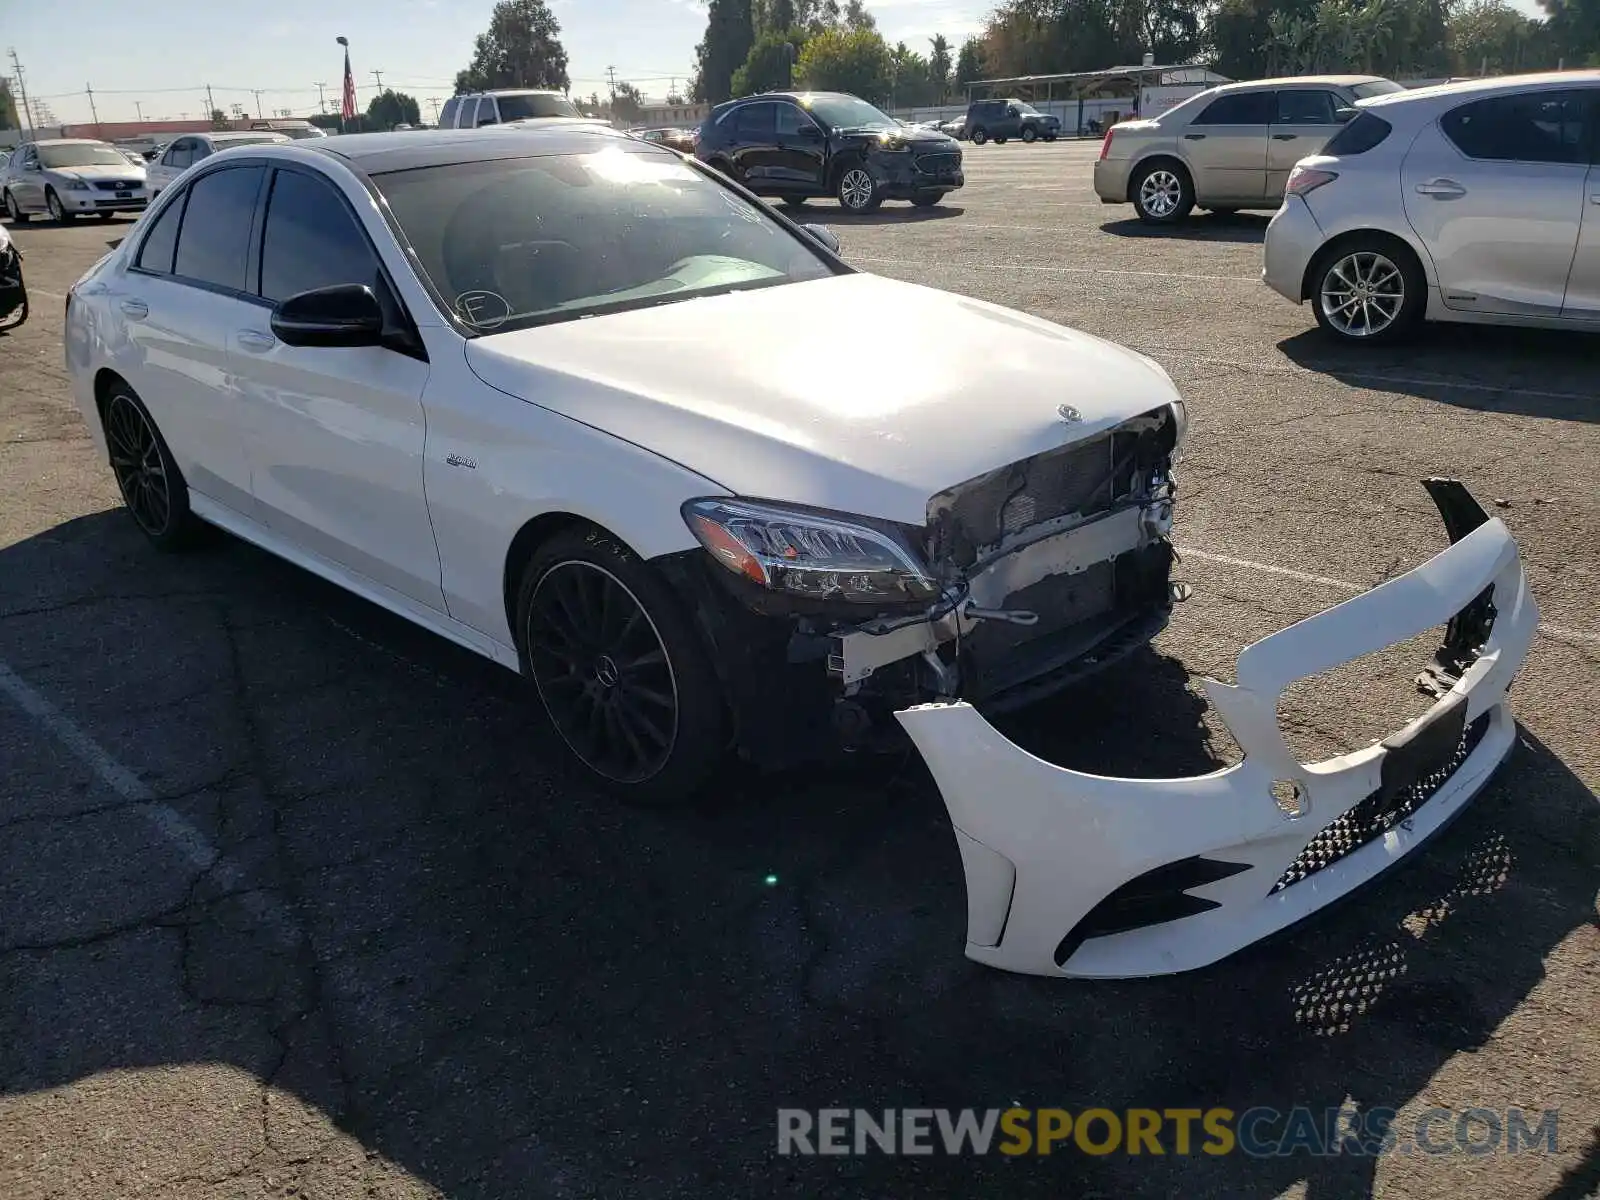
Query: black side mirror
271 284 384 348
1334 107 1358 124
800 223 840 255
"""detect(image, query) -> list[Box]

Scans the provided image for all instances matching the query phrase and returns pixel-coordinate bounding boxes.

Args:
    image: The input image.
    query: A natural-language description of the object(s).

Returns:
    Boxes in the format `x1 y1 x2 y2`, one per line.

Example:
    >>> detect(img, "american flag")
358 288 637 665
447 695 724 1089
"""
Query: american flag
341 47 358 121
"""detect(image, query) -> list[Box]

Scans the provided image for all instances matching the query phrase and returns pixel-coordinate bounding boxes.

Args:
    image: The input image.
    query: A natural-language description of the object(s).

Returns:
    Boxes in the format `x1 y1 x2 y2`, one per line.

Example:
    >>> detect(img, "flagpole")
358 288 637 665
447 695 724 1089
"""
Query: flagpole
336 35 351 134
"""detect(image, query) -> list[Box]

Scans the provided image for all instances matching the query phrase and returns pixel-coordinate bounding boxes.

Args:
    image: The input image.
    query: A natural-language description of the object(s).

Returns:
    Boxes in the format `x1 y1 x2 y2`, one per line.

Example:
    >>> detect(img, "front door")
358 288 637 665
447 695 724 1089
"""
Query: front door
1267 89 1347 197
227 165 444 610
1559 91 1600 319
1403 89 1587 317
1181 90 1272 203
772 102 826 190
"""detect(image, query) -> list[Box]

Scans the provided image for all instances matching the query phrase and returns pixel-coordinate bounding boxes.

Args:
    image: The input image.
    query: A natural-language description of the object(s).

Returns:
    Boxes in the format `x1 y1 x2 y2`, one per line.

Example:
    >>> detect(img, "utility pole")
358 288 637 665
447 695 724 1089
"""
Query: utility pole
205 83 217 121
7 48 36 136
86 83 100 133
371 69 385 93
428 96 441 123
252 89 265 117
606 65 617 98
135 100 144 122
315 82 328 113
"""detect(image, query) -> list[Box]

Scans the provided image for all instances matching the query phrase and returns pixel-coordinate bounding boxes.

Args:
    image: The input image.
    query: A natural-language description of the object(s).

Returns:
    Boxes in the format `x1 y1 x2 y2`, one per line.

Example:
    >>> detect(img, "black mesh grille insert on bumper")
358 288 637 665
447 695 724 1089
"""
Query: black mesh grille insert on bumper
1271 710 1492 894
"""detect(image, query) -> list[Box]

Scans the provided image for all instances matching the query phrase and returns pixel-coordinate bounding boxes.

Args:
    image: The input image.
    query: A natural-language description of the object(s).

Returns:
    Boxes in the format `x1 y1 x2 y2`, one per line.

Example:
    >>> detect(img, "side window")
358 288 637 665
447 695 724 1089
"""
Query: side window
1275 90 1339 125
734 103 775 140
193 141 213 161
1192 91 1275 126
1441 90 1587 165
439 97 461 128
166 141 193 169
477 98 499 126
135 193 184 274
173 165 265 292
774 104 814 138
463 99 482 127
258 169 381 303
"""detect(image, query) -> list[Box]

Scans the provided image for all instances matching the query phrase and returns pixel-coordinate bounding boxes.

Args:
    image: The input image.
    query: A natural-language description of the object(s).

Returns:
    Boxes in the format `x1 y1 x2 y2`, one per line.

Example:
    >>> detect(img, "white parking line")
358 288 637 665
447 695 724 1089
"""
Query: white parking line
0 658 300 945
1176 545 1600 645
855 255 1255 283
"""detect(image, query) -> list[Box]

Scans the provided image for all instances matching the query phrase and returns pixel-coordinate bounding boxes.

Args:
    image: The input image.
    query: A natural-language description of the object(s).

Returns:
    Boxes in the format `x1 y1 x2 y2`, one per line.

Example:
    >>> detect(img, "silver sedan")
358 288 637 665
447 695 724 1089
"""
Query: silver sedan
1263 71 1600 344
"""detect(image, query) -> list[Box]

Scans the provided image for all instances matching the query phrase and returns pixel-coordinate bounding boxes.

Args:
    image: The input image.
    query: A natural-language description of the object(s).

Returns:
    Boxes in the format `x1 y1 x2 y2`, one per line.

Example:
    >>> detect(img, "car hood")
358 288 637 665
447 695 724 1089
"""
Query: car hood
49 163 145 181
463 273 1180 525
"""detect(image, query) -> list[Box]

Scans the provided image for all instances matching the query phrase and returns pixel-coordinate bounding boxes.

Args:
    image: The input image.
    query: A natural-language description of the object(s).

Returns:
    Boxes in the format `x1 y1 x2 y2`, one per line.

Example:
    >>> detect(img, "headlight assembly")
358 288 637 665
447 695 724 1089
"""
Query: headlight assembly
62 177 92 191
683 498 937 606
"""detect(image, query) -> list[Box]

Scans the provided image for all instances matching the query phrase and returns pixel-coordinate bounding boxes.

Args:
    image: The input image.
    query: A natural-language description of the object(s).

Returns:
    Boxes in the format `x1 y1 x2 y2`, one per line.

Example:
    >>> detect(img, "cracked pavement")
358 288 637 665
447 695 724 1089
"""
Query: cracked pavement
1 142 1597 1198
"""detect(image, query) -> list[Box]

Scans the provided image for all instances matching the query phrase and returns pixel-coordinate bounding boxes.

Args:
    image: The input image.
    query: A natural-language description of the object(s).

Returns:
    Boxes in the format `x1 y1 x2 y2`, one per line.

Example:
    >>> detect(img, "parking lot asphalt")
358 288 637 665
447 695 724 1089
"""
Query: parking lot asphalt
1 140 1597 1200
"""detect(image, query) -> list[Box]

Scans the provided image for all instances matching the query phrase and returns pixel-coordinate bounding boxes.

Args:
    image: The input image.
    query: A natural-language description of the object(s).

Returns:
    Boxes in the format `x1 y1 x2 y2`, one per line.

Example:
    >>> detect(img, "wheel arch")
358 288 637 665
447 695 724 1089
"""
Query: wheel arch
1300 228 1428 302
502 511 614 647
826 150 867 190
92 368 130 432
1125 153 1191 203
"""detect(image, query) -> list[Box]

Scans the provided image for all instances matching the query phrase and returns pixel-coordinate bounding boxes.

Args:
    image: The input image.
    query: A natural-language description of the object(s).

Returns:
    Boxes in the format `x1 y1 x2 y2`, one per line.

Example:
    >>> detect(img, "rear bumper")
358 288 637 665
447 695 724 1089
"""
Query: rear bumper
896 481 1537 978
1092 158 1131 204
1262 195 1323 303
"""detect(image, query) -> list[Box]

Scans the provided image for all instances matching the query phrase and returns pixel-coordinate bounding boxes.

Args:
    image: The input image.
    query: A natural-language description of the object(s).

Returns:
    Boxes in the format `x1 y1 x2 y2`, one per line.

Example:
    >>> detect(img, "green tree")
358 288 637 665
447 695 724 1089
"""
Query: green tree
1539 0 1600 63
611 81 645 123
758 0 798 34
928 35 953 102
955 35 988 86
843 0 877 30
367 89 422 129
1447 0 1551 71
796 27 894 101
0 80 18 130
210 108 229 129
889 42 935 106
454 0 570 94
733 30 805 95
694 0 757 103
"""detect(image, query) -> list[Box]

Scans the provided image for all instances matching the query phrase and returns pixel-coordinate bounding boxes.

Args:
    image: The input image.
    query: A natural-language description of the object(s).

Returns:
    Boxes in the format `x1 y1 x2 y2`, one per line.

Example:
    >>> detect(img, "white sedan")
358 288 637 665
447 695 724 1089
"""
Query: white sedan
142 130 290 197
65 125 1533 977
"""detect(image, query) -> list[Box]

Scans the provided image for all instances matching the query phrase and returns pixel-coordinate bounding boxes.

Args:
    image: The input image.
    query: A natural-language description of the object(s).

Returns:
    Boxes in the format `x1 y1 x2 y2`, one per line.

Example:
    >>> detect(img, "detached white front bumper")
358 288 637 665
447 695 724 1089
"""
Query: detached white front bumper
896 481 1537 978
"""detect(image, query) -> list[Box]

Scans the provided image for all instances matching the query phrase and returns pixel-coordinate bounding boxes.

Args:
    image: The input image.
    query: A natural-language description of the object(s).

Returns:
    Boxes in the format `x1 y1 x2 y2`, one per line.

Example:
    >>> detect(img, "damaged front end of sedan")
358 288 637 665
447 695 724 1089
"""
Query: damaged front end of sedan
654 403 1187 763
895 479 1536 978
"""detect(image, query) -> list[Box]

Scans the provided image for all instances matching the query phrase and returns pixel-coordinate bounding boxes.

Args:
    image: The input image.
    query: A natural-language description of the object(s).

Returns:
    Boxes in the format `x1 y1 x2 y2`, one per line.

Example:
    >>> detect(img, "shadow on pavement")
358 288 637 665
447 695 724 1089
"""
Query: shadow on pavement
808 204 966 226
1277 326 1600 424
1100 213 1270 245
1 510 1595 1197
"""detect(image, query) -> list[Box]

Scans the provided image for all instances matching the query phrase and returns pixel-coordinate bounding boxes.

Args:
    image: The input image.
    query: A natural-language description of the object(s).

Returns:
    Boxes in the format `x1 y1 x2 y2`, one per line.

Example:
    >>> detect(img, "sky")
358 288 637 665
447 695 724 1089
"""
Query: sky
8 0 1548 127
6 0 987 126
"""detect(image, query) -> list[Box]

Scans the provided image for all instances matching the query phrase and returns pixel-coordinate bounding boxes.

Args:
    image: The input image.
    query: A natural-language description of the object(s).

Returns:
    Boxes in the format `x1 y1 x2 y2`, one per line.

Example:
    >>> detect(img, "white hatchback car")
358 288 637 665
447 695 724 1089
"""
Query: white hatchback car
1263 71 1600 343
65 124 1190 802
142 130 291 197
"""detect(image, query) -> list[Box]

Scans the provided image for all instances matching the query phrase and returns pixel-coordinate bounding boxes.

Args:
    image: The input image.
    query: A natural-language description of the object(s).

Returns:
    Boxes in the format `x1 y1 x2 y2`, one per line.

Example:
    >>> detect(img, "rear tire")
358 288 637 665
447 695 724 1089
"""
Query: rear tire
1309 235 1426 346
780 195 808 208
994 137 1008 145
100 383 205 551
1131 161 1193 224
971 128 988 145
910 192 942 208
3 190 28 223
515 527 727 805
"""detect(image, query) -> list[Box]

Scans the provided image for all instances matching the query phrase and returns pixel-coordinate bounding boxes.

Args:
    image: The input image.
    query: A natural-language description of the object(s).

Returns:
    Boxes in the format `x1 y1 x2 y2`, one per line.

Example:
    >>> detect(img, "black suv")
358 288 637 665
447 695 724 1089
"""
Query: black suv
963 99 1061 145
696 91 964 212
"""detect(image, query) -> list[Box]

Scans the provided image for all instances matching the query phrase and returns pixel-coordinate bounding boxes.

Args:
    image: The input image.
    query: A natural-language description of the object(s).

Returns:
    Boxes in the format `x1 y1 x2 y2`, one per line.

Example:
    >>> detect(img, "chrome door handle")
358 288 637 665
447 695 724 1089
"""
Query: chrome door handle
119 299 148 319
1416 179 1466 198
236 329 276 352
1271 133 1298 140
1183 133 1206 140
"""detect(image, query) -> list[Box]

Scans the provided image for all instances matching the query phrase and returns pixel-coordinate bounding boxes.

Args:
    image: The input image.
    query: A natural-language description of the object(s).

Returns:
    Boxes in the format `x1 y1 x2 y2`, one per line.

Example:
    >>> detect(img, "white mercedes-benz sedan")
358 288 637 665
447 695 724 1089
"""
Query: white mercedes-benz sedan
65 122 1189 802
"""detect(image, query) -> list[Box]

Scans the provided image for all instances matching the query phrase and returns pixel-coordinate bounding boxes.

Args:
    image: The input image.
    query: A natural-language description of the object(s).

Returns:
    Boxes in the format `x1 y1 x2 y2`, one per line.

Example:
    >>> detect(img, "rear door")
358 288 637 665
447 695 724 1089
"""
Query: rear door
475 97 500 126
10 145 44 209
1268 88 1347 197
438 97 461 129
1182 90 1272 202
1559 87 1600 319
729 102 778 184
1402 88 1587 318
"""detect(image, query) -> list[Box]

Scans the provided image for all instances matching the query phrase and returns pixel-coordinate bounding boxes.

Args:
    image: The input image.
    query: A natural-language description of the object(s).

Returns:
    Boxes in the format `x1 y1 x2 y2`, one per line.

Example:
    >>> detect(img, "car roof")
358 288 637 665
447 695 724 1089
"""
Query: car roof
298 121 644 173
206 130 292 142
1214 74 1391 92
1359 69 1600 107
469 88 568 96
27 138 111 147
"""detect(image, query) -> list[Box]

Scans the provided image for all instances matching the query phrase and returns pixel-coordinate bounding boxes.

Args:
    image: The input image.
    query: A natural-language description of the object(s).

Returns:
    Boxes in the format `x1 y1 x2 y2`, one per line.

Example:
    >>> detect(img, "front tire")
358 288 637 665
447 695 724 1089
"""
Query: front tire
1310 237 1425 346
101 383 204 550
516 528 727 805
836 163 881 213
1131 161 1193 224
1021 126 1038 143
780 195 808 209
970 128 988 145
3 190 28 223
45 188 70 223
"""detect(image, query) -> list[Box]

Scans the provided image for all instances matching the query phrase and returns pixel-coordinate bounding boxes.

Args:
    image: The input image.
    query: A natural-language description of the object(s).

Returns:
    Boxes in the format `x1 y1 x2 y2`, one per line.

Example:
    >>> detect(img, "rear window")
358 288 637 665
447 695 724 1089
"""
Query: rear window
496 93 582 121
1192 91 1275 126
1350 80 1404 100
1323 112 1392 155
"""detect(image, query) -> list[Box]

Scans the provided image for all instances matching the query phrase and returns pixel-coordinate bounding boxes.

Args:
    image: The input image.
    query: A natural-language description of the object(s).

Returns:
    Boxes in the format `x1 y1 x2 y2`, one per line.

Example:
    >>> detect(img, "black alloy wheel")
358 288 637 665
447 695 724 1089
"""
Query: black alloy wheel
526 559 681 785
101 385 200 549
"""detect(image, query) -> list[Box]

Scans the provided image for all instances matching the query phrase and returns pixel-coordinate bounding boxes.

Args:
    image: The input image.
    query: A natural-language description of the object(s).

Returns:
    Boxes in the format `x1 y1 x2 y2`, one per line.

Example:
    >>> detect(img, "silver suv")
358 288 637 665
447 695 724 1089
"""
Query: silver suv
438 89 600 129
1093 76 1403 223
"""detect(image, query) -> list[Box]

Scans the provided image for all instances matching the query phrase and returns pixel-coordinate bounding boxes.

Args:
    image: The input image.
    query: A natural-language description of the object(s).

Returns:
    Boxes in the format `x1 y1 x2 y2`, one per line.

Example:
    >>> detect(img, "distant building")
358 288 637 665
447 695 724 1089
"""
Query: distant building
635 100 708 127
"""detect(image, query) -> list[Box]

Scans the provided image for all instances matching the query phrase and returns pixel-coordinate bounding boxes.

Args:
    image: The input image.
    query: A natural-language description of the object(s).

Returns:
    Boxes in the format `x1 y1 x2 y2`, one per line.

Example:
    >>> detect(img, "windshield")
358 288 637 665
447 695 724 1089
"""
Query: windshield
799 93 897 131
279 127 326 139
373 146 838 333
1350 80 1404 99
496 93 582 121
38 143 130 168
1013 101 1041 114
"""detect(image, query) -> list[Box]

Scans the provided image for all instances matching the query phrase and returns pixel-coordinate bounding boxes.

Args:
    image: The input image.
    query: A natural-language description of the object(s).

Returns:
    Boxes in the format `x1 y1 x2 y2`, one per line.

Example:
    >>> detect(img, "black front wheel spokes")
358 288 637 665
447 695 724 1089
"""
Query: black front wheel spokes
528 561 679 783
107 396 169 535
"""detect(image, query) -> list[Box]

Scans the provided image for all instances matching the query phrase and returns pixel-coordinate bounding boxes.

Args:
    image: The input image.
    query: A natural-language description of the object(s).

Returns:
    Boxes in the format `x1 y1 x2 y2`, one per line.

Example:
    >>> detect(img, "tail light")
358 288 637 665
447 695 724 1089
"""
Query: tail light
1285 166 1338 197
1098 128 1115 160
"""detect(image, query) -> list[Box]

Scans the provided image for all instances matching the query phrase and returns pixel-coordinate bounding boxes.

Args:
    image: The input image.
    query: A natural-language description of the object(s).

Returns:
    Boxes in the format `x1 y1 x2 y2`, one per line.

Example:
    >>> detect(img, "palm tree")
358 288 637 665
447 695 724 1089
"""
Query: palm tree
929 34 952 103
